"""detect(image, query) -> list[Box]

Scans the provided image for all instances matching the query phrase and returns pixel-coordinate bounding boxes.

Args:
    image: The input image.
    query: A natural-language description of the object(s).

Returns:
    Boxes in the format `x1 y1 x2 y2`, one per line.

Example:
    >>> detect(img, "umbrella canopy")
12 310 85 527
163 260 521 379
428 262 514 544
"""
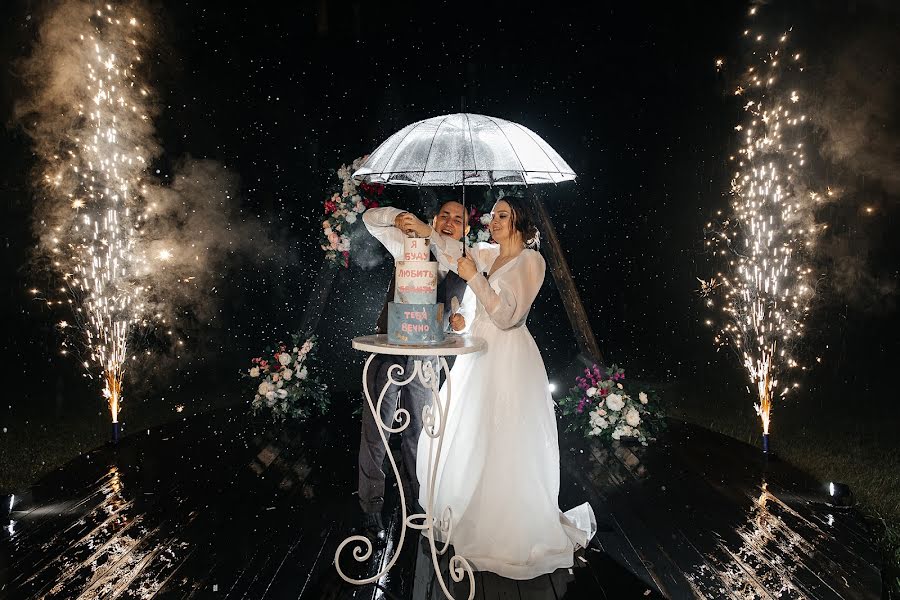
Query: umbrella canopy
352 113 576 186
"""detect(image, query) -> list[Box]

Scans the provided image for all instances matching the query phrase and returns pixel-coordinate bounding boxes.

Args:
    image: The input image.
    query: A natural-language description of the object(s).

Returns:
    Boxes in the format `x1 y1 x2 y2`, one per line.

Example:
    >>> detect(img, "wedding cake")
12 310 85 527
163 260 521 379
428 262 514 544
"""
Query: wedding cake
387 237 445 345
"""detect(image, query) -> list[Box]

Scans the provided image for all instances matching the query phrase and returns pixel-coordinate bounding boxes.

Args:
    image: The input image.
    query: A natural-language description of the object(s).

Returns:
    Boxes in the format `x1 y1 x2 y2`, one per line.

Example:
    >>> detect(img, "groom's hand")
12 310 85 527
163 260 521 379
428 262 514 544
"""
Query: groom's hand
395 212 431 237
449 314 466 332
393 211 411 234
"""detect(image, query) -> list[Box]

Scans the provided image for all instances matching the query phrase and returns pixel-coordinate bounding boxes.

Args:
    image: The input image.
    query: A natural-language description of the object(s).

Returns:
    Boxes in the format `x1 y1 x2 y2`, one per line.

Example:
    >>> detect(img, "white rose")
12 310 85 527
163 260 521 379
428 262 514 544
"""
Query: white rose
249 367 260 378
611 427 624 440
589 427 602 437
617 383 623 389
282 368 293 381
625 407 641 427
345 212 357 224
257 381 272 396
606 394 625 412
276 379 284 389
586 387 597 397
480 214 492 225
271 372 280 382
276 389 288 399
299 367 308 380
265 391 276 402
639 391 649 405
476 229 491 242
278 352 292 366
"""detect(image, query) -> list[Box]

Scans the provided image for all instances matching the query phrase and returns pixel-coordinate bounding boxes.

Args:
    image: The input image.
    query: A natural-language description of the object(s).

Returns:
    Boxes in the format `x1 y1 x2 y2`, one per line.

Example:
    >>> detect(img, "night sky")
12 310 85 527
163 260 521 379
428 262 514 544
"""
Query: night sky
1 1 898 440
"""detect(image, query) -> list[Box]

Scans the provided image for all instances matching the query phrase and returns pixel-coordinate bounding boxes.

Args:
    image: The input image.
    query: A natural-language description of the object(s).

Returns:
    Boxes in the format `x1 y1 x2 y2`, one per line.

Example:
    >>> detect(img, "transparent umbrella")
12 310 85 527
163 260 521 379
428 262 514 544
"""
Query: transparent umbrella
352 113 576 251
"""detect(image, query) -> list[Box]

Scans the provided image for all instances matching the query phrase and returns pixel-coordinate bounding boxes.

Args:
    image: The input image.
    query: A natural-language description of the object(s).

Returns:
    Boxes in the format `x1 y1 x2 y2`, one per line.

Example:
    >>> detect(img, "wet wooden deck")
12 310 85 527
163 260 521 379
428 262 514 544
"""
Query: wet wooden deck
0 407 882 599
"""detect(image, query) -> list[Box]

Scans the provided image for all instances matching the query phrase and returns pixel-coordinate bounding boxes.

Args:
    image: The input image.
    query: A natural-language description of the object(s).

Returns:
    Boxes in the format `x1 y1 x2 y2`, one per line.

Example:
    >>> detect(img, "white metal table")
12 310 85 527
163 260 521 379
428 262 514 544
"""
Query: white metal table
335 333 486 600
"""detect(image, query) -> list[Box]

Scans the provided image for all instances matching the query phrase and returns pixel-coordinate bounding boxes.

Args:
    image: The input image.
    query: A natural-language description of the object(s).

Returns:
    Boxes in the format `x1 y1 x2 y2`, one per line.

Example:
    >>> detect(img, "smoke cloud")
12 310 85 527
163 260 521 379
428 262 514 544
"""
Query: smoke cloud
808 20 900 196
803 4 900 310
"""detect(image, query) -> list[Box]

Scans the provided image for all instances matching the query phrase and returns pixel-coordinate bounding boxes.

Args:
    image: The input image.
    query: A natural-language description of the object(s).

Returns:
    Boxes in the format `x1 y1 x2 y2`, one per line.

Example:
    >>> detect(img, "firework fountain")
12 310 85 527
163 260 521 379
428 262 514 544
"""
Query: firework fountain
705 7 825 453
27 2 164 442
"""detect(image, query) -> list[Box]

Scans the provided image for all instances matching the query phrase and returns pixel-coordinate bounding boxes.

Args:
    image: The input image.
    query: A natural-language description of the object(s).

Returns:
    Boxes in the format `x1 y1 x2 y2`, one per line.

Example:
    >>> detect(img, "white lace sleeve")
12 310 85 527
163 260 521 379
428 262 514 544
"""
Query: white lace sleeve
454 285 476 334
466 250 545 330
429 235 499 274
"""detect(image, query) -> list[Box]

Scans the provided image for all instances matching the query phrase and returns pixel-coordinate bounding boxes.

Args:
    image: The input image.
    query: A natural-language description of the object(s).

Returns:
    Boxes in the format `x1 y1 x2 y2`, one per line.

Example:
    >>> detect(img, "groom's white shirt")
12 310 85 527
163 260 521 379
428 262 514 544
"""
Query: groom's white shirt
363 206 475 334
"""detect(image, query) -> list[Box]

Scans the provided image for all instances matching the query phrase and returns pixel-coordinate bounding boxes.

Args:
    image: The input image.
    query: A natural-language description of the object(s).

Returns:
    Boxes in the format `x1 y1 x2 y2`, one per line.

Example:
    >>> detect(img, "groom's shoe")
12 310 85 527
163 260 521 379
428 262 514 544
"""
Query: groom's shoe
354 510 387 548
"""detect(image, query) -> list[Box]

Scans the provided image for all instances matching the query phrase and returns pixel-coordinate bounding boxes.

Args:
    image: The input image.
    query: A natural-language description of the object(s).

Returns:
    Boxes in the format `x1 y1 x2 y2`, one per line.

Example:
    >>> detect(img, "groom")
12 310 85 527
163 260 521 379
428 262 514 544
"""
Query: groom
356 199 473 543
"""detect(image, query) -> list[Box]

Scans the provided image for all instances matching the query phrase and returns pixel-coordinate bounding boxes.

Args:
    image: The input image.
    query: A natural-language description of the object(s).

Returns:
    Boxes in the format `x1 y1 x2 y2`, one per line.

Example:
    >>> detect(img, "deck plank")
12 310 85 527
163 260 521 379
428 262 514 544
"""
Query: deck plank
2 410 882 600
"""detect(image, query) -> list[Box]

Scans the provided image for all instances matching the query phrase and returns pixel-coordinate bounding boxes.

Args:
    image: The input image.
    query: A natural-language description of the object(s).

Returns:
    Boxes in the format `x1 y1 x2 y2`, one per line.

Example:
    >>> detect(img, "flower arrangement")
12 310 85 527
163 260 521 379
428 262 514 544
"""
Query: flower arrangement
321 156 387 268
465 204 494 246
557 364 665 446
244 332 329 421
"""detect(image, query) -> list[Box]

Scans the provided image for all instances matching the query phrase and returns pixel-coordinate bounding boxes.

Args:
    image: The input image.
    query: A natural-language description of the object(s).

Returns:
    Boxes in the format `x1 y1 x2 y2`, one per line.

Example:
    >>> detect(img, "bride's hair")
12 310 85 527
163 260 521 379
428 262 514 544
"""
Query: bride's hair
496 195 541 250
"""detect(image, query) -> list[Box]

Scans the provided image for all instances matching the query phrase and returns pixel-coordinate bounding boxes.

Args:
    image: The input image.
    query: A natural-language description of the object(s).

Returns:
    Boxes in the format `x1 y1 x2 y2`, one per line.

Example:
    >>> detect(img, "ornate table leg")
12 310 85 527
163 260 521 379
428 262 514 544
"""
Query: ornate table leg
410 357 475 600
335 354 474 600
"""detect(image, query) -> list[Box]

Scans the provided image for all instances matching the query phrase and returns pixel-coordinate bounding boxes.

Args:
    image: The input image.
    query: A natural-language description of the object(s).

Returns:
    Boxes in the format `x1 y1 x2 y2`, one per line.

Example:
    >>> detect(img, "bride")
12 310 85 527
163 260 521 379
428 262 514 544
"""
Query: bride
401 195 596 580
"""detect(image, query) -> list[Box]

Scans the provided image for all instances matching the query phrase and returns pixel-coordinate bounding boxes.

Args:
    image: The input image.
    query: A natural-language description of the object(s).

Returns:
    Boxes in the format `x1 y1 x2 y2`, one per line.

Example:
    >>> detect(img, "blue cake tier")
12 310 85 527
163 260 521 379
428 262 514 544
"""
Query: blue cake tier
387 302 445 345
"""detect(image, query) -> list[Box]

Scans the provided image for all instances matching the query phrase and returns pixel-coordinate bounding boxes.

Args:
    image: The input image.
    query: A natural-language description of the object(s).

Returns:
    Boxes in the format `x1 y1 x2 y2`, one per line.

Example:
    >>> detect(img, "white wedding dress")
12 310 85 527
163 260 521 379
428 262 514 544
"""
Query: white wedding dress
416 238 596 580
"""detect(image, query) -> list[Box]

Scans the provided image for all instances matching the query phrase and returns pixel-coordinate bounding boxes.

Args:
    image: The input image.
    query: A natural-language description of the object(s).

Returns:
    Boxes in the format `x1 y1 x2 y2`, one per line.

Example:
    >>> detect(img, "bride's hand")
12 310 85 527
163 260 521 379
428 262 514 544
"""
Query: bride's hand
457 256 477 281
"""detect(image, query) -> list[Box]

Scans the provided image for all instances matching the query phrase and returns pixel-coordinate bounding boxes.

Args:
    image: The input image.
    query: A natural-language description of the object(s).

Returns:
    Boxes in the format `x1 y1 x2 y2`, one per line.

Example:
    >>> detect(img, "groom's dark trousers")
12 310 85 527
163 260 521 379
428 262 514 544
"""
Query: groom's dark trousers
358 353 437 514
358 269 466 515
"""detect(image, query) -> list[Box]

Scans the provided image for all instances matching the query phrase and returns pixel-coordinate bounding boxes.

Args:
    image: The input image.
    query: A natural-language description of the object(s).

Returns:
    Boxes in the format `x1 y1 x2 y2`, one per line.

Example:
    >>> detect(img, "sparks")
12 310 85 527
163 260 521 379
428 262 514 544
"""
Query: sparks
30 5 169 427
705 11 823 441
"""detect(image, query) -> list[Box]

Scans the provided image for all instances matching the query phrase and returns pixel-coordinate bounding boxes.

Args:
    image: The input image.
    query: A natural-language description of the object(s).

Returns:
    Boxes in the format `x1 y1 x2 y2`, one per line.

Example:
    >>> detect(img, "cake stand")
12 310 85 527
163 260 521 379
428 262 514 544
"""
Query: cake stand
335 333 486 600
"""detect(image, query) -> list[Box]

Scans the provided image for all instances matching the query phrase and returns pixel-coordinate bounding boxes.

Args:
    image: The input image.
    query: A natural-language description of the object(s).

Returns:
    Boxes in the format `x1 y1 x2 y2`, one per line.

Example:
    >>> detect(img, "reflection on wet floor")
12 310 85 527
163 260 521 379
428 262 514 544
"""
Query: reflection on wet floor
0 408 882 599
